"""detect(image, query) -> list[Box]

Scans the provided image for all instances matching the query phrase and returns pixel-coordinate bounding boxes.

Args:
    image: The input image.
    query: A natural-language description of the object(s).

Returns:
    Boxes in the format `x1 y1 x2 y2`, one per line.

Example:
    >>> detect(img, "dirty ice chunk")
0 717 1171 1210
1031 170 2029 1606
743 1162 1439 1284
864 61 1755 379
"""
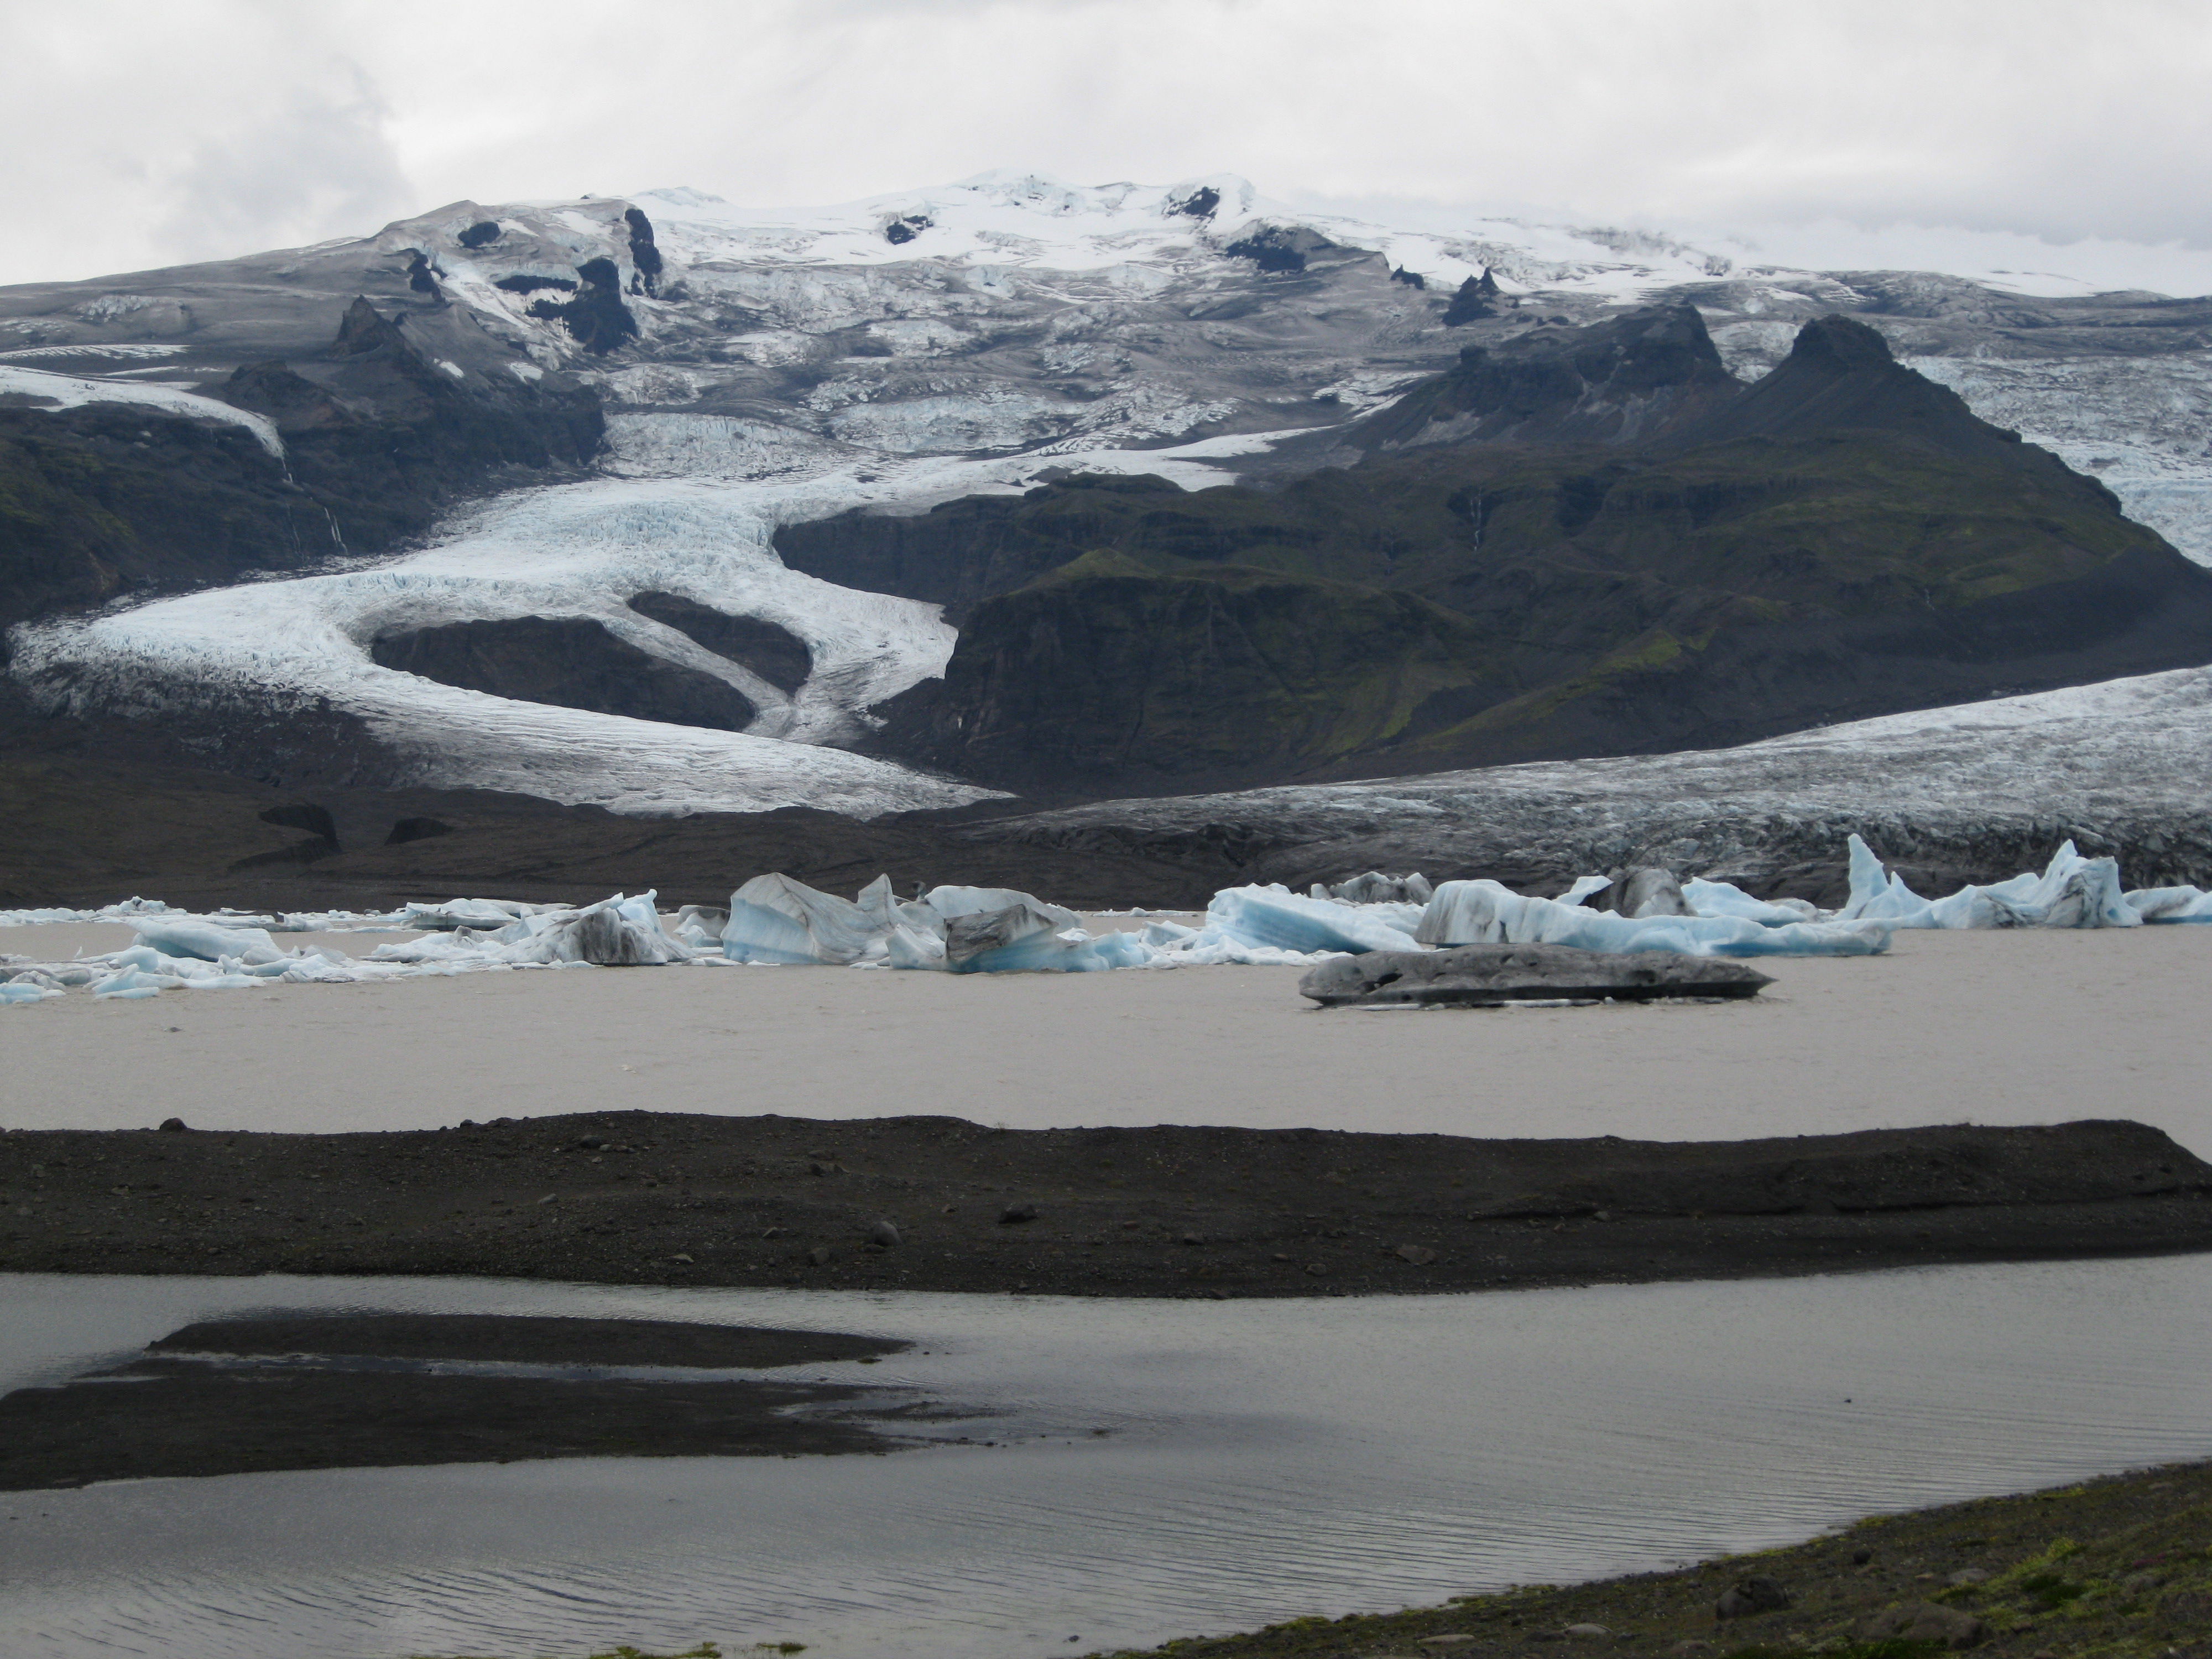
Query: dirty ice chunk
945 902 1154 972
922 885 1082 930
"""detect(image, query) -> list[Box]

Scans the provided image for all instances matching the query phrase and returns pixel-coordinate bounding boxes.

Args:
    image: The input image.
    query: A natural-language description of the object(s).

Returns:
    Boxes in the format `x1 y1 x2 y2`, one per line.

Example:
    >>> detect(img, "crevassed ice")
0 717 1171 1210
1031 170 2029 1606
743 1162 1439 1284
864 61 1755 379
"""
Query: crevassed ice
9 429 1281 818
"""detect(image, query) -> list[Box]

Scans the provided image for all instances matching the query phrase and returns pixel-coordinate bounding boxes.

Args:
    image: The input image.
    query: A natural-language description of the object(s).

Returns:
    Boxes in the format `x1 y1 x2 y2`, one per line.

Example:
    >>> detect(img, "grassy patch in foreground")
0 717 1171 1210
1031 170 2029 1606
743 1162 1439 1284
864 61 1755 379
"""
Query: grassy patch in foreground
1093 1459 2212 1658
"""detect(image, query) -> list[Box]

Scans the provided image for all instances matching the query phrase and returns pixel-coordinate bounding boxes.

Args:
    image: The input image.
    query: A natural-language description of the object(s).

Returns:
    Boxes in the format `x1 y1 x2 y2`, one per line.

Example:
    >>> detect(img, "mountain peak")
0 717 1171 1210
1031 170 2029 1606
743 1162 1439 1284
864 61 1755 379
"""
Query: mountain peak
1674 311 2026 461
1351 303 1740 451
1782 312 1899 374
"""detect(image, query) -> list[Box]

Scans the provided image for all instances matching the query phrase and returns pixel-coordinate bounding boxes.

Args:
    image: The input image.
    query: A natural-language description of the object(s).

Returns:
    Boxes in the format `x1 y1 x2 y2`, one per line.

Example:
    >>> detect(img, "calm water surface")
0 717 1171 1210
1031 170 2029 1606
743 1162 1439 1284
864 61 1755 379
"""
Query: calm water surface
2 1256 2209 1659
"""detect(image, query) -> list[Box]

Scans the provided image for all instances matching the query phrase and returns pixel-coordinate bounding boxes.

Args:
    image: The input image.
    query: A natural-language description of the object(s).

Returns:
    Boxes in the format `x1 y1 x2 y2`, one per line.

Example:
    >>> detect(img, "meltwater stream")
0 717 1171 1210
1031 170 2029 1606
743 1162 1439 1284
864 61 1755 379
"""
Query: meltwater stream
3 1257 2209 1659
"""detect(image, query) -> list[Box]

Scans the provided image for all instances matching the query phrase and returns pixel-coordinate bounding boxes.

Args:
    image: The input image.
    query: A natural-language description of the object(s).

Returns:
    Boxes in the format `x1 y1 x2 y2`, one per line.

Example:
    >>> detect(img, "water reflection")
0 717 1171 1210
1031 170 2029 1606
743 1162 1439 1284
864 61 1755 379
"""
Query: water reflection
2 1255 2208 1659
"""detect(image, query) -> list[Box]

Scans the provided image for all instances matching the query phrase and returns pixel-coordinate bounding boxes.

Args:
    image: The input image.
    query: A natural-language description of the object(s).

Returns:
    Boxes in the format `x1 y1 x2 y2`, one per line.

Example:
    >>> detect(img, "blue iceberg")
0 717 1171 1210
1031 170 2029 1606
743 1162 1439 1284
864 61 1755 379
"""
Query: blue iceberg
1835 835 2140 929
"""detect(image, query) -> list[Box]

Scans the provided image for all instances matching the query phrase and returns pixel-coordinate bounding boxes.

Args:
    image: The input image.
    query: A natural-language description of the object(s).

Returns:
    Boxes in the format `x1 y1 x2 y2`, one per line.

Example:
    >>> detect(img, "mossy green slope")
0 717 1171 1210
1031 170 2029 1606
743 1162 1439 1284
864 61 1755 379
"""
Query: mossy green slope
932 557 1498 786
796 315 2212 792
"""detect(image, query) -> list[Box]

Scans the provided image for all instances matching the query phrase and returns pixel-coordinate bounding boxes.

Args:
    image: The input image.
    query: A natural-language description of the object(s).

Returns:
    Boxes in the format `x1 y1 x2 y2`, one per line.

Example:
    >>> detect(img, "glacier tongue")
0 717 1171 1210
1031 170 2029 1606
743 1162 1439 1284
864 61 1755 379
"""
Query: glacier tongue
8 430 1300 817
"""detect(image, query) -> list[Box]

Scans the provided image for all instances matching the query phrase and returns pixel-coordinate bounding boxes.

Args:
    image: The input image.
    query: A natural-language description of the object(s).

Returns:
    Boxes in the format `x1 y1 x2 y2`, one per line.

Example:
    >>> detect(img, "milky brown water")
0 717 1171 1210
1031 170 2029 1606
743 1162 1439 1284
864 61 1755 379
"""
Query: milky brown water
0 928 2204 1154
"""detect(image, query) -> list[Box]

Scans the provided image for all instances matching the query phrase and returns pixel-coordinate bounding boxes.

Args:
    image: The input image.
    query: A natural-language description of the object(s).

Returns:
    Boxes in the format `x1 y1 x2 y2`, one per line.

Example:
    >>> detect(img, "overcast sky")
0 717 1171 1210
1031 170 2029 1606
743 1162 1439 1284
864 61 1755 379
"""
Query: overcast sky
7 0 2212 289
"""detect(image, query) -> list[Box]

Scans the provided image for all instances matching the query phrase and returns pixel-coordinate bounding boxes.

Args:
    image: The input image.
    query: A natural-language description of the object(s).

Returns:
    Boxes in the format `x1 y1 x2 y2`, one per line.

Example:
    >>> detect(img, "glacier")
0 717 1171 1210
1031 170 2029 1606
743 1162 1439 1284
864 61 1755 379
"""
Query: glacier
988 664 2212 898
7 430 1297 817
11 169 2212 821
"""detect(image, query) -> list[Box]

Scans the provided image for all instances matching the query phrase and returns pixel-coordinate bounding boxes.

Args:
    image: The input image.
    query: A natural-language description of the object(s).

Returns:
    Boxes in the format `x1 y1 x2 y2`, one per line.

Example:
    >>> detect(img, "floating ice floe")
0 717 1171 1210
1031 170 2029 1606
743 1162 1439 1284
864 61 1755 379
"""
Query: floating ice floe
0 898 176 926
2125 886 2212 923
0 897 410 931
945 902 1153 973
1201 886 1425 956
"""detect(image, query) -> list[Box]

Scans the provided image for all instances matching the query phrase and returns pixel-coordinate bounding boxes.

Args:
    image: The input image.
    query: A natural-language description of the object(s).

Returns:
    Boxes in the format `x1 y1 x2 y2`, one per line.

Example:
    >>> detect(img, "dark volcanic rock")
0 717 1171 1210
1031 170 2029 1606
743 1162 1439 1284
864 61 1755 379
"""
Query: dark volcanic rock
1354 302 1740 449
623 208 663 295
629 591 814 691
259 801 338 845
1298 945 1772 1007
1715 1577 1793 1619
383 814 452 846
1224 225 1335 274
524 256 638 353
0 1356 905 1489
0 404 325 643
774 472 1194 622
2 1113 2207 1300
216 299 602 551
1441 267 1501 324
371 615 758 731
150 1312 904 1368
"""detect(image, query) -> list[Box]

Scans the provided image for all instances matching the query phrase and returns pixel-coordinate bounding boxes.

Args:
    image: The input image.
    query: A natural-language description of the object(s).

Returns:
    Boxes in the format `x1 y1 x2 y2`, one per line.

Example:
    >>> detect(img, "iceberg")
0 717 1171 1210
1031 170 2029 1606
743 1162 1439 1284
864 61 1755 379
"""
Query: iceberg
923 885 1083 930
946 902 1154 973
0 898 175 926
1836 834 2140 929
532 894 692 965
1203 885 1423 955
1585 868 1695 918
92 966 190 998
2125 885 2212 922
722 874 883 964
672 903 729 948
372 893 688 966
132 916 285 965
884 923 951 969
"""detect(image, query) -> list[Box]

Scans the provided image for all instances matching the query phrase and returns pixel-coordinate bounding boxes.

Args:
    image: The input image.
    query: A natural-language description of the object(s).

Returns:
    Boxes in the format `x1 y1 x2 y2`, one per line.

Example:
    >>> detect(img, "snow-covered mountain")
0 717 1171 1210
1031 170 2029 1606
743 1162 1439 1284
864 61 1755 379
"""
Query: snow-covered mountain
3 171 2210 822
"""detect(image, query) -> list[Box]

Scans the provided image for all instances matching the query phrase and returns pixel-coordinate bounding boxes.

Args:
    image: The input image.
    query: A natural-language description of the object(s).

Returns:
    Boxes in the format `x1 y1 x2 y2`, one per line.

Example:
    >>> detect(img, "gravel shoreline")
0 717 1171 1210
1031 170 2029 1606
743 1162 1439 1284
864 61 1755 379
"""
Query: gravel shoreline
1091 1459 2212 1659
4 1112 2208 1297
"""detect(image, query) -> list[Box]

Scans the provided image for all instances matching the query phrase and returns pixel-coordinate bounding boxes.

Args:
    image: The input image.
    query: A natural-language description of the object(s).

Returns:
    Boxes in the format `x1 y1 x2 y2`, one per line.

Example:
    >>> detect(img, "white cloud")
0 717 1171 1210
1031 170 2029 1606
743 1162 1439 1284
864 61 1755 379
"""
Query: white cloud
5 0 2211 288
